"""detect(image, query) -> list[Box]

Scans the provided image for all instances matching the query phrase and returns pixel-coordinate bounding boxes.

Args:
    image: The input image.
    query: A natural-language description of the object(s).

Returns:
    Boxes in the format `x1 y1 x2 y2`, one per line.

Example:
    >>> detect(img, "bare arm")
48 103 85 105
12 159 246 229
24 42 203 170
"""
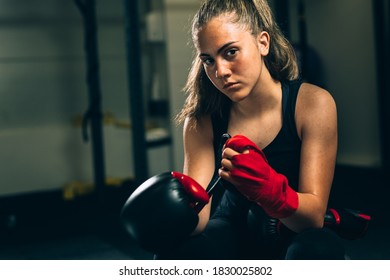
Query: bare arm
182 115 215 234
281 83 338 232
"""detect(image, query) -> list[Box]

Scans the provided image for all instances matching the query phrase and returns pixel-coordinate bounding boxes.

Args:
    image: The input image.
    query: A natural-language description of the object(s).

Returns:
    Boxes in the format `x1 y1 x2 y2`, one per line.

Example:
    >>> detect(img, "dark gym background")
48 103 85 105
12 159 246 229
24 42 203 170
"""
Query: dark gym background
0 0 389 260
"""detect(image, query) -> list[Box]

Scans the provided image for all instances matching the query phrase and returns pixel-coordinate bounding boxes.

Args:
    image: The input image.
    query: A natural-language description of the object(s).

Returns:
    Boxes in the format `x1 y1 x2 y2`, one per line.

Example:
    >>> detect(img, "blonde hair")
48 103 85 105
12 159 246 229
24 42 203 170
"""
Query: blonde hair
176 0 299 125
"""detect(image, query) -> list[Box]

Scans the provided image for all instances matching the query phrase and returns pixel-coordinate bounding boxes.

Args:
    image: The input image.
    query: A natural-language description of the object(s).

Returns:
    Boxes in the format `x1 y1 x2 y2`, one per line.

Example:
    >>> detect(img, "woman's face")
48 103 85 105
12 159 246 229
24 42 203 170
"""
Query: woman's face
196 15 269 102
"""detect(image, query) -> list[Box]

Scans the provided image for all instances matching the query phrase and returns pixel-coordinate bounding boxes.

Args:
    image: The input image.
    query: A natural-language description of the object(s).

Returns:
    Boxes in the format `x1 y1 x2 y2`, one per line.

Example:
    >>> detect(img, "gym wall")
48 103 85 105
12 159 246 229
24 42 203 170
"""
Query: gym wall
287 0 381 167
0 0 170 197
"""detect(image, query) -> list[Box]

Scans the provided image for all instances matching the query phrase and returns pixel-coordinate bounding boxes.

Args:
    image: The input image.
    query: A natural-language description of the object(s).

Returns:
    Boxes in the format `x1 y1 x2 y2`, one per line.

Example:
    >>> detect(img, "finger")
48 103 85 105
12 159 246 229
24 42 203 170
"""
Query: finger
218 167 230 180
218 168 237 185
222 147 240 159
220 158 234 171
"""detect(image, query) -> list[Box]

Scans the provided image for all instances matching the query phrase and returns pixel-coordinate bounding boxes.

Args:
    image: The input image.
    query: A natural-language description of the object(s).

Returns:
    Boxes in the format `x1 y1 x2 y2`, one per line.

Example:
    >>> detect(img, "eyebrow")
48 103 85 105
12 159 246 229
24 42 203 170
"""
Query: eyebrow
199 41 238 57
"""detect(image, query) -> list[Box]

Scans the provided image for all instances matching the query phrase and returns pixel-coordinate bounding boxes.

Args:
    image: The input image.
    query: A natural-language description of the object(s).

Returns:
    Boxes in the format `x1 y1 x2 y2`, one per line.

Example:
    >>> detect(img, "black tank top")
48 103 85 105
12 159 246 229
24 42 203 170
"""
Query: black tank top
210 79 302 191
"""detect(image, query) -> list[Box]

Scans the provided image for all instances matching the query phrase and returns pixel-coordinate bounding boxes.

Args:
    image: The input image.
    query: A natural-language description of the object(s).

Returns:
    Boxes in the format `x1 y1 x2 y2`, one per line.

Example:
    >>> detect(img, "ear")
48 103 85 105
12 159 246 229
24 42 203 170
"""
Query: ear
257 31 270 56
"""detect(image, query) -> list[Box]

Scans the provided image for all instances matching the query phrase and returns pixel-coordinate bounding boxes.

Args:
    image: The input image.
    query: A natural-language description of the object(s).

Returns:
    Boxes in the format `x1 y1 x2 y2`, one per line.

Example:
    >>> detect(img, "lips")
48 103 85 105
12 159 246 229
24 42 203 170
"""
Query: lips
223 82 238 89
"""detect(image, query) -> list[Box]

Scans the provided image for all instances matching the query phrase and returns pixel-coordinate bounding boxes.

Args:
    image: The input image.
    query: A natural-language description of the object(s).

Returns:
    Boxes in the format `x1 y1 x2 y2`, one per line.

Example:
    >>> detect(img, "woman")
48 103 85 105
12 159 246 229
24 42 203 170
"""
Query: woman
158 0 344 259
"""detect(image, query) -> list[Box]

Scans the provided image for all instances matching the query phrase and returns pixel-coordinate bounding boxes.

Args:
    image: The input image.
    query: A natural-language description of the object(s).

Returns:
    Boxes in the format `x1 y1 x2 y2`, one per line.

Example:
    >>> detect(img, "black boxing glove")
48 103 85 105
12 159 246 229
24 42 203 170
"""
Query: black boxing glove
248 206 371 244
120 171 209 254
324 208 371 240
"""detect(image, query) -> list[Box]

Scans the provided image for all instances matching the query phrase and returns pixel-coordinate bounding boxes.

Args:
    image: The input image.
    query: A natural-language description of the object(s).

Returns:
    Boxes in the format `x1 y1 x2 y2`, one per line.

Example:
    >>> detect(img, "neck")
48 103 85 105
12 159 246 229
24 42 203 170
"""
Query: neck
232 74 282 118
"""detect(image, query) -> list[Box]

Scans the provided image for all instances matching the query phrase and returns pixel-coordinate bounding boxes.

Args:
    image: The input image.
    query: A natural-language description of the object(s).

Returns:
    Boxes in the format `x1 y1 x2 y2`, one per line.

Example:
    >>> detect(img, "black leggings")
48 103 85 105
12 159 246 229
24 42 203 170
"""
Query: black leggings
154 217 346 260
155 190 346 260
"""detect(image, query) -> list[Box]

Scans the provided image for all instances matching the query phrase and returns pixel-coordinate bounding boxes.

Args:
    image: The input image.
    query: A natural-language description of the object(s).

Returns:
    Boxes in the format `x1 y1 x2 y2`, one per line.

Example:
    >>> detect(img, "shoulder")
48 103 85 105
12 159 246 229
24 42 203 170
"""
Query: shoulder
297 83 336 108
184 115 213 136
295 83 337 137
183 115 214 149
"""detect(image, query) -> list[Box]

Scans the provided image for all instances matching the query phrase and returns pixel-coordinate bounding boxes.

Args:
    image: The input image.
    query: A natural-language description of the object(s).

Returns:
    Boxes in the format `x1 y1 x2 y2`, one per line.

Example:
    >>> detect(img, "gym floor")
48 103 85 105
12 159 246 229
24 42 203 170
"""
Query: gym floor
0 165 388 260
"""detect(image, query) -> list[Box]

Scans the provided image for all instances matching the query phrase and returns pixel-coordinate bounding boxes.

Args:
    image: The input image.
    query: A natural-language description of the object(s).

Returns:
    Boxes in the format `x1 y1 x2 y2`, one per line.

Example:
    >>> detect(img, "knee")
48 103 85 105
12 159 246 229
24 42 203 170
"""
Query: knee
285 228 346 260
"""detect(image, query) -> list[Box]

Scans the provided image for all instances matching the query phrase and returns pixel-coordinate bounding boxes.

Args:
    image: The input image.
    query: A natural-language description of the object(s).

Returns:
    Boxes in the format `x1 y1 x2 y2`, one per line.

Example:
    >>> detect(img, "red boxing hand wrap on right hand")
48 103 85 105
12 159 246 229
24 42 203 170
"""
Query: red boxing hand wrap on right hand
225 135 299 219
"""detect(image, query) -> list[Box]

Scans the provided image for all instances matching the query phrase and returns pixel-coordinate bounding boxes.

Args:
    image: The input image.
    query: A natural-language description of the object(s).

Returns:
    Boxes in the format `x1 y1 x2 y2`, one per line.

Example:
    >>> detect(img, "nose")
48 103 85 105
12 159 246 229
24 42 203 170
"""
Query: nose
215 60 231 79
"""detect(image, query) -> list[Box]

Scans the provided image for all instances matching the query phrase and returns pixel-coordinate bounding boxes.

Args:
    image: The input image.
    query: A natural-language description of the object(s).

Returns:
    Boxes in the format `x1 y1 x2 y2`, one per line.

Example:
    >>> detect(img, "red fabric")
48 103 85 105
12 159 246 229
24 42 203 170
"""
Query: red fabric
171 171 210 213
225 135 299 218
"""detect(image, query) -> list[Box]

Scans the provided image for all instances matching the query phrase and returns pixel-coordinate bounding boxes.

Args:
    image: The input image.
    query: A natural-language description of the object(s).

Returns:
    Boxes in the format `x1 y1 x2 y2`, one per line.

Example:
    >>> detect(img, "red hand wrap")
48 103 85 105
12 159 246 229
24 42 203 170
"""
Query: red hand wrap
225 135 299 218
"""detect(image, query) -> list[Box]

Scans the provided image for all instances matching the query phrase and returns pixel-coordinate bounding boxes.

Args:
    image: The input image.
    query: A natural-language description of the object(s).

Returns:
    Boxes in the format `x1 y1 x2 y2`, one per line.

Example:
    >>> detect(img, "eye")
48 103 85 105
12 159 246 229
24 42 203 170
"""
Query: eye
225 48 238 58
201 57 214 66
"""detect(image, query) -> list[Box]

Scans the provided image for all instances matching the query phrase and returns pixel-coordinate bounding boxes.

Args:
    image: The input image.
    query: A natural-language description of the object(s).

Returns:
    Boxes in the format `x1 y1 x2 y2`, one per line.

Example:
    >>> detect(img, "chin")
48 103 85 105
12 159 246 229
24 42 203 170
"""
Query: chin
226 91 249 103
